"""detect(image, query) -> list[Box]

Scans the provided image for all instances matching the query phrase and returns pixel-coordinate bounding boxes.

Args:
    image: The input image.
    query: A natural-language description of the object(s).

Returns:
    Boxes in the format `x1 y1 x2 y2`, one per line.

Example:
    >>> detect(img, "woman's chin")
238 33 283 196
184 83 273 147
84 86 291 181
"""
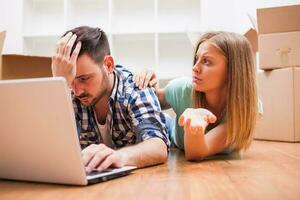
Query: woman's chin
192 83 204 92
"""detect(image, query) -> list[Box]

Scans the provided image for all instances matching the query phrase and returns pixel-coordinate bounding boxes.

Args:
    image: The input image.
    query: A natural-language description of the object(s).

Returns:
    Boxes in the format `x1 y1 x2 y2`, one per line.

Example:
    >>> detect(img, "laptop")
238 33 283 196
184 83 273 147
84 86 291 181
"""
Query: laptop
0 77 136 185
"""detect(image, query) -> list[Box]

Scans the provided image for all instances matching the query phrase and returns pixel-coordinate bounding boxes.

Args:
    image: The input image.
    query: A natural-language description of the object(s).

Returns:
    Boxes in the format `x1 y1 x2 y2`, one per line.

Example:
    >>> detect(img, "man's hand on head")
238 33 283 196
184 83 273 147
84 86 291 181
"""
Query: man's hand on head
81 144 128 173
51 32 82 87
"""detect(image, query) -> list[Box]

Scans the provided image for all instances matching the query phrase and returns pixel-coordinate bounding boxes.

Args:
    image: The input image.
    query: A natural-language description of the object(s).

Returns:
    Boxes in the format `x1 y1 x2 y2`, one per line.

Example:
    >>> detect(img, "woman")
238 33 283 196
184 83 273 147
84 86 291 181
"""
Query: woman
134 31 260 160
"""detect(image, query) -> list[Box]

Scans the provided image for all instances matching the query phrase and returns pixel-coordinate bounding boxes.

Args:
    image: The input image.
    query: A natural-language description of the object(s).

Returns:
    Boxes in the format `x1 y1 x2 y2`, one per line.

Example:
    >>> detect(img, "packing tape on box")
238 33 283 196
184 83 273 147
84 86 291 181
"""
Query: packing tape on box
276 47 291 67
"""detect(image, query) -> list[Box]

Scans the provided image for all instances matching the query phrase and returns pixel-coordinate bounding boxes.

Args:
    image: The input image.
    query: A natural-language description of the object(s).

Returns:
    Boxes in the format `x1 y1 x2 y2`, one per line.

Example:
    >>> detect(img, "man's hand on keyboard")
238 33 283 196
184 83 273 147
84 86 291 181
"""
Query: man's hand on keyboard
81 144 127 173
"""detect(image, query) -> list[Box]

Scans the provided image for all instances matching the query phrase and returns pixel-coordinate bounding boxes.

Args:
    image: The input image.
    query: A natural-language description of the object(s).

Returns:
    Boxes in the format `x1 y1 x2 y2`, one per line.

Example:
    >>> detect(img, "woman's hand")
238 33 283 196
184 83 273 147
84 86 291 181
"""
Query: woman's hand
133 69 159 91
178 108 217 135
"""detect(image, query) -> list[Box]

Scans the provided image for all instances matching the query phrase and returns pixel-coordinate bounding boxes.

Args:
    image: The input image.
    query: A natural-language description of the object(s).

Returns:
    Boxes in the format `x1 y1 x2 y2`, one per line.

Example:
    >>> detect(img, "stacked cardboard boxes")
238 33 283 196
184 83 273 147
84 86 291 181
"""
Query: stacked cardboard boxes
0 31 52 80
255 5 300 142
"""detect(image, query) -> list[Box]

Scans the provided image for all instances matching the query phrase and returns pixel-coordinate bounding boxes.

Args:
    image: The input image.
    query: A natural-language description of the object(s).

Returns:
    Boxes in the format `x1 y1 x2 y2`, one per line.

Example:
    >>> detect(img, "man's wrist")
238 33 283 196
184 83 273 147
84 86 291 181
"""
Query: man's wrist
117 149 130 167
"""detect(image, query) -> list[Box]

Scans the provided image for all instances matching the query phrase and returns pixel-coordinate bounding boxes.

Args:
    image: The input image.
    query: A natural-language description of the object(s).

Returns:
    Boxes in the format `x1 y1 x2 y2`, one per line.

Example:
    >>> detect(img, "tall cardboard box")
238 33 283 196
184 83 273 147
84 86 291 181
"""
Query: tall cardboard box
257 5 300 69
255 67 300 142
0 31 52 80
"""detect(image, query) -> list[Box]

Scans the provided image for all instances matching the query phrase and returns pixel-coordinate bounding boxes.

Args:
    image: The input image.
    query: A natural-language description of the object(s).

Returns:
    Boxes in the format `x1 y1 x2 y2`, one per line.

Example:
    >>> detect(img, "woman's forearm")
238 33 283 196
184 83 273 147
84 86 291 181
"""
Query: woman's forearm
184 130 209 161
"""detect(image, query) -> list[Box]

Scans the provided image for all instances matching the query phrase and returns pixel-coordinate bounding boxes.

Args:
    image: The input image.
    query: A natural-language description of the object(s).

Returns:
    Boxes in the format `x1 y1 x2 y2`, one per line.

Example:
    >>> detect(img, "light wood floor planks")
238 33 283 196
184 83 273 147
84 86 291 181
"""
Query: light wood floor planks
0 140 299 200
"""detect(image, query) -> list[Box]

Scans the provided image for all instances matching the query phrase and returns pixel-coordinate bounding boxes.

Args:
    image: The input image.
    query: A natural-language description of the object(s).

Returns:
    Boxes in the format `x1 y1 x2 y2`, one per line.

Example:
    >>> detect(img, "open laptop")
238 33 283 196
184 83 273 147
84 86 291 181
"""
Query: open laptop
0 77 136 185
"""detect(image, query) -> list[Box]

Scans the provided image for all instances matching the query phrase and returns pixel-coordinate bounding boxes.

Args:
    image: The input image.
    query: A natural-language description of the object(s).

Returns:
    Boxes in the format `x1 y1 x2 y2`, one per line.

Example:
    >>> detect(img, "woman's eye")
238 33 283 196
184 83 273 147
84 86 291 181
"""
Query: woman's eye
203 58 211 65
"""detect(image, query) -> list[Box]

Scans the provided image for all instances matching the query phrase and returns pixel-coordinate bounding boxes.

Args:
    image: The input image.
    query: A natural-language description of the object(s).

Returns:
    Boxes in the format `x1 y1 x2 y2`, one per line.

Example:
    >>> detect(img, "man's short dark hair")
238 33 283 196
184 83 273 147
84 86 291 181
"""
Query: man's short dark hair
63 26 110 64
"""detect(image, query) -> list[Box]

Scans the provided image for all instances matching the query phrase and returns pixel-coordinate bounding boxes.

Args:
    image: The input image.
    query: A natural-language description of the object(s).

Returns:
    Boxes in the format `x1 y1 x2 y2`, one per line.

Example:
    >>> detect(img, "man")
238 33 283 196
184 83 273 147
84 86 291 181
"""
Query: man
51 26 169 173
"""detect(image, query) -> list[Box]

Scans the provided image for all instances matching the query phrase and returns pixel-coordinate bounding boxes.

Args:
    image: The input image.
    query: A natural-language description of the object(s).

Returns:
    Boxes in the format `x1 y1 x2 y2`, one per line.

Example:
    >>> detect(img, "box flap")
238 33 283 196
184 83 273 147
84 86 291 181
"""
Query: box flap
0 31 6 55
257 4 300 34
247 13 258 31
244 28 258 53
2 54 51 59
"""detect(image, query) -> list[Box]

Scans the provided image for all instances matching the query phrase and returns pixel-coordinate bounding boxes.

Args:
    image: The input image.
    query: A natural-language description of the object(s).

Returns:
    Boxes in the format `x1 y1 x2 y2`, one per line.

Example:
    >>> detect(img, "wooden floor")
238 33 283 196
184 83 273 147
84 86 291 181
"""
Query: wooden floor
0 140 299 200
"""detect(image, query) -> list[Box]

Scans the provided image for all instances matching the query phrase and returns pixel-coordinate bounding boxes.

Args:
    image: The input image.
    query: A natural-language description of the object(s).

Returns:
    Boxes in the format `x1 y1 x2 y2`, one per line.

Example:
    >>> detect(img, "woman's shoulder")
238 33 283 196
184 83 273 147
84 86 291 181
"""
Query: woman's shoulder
167 76 192 86
164 77 193 109
165 77 192 94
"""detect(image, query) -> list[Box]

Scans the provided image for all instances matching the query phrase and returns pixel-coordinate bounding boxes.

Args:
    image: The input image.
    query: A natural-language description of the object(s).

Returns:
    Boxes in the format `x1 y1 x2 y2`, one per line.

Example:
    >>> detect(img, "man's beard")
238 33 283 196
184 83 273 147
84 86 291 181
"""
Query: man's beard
77 70 111 107
76 86 106 107
89 89 106 106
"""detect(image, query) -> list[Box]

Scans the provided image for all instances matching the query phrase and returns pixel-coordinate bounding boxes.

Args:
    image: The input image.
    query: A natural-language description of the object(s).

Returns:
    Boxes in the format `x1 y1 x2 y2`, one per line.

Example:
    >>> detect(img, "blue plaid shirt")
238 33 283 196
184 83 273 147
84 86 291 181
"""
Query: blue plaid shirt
72 65 170 150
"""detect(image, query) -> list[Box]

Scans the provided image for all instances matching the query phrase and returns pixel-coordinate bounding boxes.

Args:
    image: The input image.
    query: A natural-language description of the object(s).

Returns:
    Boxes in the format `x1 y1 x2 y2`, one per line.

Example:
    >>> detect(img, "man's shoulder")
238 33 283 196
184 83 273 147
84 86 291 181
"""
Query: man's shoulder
115 65 138 95
114 65 157 104
115 65 133 81
113 65 135 106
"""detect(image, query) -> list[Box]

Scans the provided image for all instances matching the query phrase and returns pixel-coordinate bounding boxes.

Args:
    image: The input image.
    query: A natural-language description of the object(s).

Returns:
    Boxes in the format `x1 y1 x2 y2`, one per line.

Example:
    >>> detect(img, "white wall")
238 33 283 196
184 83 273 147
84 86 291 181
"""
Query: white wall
1 0 300 54
0 0 23 54
201 0 300 34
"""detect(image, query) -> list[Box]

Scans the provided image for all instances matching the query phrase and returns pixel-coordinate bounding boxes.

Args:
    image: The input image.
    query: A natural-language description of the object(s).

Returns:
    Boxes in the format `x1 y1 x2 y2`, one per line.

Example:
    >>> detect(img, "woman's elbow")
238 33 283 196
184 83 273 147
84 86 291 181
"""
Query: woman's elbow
184 151 206 161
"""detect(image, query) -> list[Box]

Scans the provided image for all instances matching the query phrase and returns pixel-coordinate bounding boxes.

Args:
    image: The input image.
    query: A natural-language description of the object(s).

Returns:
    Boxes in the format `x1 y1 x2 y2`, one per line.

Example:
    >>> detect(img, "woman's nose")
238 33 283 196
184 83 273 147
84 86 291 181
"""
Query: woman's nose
192 63 201 74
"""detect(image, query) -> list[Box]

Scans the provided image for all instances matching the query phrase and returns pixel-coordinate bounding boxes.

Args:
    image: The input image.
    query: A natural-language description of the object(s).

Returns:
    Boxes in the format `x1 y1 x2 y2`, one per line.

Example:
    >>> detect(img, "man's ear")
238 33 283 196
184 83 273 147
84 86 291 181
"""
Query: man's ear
103 55 115 74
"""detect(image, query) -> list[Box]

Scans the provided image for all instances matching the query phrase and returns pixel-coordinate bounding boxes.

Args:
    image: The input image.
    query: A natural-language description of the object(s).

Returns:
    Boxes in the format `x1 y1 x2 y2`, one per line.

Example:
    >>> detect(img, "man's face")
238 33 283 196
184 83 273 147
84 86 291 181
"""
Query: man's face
72 54 108 107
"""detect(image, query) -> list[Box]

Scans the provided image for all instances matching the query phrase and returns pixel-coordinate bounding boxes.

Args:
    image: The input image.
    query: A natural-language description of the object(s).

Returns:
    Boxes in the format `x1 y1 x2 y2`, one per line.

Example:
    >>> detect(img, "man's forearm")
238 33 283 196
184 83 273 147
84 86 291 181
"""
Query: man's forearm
118 137 168 168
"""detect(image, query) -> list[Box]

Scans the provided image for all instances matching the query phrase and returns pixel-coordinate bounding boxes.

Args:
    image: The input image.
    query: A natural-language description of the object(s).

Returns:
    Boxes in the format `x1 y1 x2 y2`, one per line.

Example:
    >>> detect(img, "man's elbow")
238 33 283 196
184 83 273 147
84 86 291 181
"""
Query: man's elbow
153 138 168 164
160 145 168 163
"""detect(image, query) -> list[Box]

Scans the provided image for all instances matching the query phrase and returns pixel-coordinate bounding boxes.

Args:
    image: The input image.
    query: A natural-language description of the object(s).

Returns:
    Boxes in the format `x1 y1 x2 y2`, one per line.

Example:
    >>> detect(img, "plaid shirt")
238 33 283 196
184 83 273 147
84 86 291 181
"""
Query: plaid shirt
73 65 170 150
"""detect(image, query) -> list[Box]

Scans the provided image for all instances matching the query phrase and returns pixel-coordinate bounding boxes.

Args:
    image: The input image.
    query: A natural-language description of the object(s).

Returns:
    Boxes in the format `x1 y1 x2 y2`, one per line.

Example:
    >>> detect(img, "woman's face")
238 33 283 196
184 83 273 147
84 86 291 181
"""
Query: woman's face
192 41 228 93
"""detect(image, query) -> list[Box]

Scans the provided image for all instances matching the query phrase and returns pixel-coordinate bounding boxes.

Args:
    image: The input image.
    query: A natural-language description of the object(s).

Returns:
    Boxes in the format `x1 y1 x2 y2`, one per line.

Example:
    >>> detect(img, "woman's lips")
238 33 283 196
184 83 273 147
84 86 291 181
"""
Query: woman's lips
193 76 203 83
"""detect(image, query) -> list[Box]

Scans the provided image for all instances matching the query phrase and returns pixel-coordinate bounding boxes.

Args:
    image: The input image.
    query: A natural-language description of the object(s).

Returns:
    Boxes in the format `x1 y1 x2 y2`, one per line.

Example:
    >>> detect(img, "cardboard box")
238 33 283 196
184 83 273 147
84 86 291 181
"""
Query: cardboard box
0 31 52 80
257 4 300 34
259 31 300 69
255 67 300 142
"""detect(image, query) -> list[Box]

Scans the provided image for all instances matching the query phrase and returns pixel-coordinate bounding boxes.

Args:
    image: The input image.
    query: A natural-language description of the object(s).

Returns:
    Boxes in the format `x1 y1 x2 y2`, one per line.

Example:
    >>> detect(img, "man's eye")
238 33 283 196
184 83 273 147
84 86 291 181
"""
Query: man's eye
80 77 89 82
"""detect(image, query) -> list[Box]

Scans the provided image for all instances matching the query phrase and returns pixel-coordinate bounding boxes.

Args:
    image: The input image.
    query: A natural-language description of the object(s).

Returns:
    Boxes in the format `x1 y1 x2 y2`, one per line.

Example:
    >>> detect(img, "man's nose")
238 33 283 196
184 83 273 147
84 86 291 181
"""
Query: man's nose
72 81 84 97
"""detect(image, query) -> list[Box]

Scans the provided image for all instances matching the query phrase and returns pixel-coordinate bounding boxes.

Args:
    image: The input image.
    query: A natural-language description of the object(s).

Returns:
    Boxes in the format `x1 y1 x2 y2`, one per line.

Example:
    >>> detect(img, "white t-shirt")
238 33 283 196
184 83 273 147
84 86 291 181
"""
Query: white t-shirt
93 110 115 149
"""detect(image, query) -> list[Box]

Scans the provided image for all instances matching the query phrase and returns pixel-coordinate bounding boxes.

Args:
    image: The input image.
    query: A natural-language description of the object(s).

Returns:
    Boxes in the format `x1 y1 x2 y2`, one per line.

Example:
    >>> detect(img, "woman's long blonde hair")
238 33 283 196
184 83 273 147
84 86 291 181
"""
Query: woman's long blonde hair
192 31 258 151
